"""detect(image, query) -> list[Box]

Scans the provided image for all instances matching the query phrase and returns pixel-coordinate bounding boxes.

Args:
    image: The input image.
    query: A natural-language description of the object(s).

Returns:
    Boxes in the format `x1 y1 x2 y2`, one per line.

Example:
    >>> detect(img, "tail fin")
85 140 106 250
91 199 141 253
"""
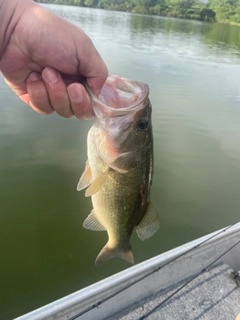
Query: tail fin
95 243 134 266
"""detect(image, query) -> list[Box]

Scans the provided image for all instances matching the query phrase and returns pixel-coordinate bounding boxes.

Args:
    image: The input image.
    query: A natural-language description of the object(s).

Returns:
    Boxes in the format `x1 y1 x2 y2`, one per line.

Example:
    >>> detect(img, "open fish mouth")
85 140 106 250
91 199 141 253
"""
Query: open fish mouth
87 75 150 118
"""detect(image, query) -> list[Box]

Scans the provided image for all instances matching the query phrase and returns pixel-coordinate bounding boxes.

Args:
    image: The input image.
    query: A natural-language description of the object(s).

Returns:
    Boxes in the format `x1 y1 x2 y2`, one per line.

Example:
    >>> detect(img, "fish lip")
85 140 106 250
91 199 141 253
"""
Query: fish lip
86 77 150 117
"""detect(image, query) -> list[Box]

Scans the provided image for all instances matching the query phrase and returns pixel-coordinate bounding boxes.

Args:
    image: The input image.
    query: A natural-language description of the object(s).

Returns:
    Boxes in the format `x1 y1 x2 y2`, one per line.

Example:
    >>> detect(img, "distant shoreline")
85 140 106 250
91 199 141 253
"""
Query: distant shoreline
34 0 216 23
34 1 240 27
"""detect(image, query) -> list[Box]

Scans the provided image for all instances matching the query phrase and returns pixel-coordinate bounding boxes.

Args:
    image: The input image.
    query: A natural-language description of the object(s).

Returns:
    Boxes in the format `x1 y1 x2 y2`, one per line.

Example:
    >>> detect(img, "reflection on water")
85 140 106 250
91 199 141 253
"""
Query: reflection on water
1 5 240 319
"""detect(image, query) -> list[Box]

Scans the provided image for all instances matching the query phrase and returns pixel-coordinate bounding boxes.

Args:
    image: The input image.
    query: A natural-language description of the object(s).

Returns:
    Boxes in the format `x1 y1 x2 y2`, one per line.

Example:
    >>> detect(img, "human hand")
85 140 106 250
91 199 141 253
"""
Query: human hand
0 0 108 119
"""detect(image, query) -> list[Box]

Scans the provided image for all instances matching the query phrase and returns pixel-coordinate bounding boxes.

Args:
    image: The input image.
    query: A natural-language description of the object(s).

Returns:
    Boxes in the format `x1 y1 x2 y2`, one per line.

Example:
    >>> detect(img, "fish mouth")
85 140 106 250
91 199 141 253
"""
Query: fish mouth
87 75 149 118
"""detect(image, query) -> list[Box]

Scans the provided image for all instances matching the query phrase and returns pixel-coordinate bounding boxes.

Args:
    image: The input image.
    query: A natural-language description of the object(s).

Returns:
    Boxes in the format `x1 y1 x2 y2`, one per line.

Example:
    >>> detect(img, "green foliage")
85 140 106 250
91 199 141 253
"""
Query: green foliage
34 0 240 24
208 0 240 23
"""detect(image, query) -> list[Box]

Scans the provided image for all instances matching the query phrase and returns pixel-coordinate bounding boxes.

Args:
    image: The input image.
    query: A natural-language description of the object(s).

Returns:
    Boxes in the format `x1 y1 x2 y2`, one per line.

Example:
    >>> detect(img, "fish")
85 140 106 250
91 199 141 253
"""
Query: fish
77 75 159 266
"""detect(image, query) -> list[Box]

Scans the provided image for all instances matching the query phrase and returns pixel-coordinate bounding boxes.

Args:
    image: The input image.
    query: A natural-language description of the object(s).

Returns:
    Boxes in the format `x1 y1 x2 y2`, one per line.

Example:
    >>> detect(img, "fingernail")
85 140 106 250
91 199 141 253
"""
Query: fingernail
43 67 59 84
68 84 83 103
28 72 41 82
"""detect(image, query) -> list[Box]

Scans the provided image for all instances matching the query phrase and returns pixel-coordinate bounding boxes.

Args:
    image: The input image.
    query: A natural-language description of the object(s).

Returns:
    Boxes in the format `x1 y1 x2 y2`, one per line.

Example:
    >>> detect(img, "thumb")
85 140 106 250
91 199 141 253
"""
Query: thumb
76 37 108 96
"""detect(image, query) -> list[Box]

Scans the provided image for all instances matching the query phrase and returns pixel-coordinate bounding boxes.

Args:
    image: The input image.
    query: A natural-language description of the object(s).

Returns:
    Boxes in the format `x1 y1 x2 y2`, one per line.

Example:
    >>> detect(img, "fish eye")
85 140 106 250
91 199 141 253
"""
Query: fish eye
138 119 148 130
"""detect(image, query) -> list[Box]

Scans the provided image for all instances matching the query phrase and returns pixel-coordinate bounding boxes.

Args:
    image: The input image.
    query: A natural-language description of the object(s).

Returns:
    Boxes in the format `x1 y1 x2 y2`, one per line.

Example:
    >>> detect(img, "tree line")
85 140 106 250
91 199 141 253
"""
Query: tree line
34 0 240 25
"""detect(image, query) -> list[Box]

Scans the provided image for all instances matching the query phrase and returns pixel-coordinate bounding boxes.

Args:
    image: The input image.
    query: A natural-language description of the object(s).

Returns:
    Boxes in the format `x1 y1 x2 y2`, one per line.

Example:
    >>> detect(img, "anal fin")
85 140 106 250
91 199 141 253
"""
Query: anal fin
136 202 160 241
83 210 106 231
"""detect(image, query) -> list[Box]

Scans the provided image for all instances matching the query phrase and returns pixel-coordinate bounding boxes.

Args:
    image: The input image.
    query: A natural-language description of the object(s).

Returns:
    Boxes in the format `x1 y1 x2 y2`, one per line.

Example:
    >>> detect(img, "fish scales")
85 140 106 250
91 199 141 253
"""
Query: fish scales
77 75 159 265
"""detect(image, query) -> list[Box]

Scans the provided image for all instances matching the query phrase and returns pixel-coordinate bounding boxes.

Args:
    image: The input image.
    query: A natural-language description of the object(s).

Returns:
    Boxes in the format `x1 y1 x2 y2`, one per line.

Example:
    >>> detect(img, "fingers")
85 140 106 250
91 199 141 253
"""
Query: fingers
24 67 93 119
25 72 54 115
67 83 93 120
42 67 73 118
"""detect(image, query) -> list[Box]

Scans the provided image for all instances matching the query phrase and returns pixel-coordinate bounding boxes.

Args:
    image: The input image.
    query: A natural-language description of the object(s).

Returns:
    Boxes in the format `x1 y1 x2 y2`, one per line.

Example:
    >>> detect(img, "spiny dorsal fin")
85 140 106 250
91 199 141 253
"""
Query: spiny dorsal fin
95 243 134 266
85 168 109 197
77 160 92 191
136 202 160 241
83 210 106 231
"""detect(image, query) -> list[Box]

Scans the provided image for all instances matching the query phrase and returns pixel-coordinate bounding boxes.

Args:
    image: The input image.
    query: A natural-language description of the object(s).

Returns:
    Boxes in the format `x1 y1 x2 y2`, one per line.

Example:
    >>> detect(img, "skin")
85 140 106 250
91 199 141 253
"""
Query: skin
0 0 108 119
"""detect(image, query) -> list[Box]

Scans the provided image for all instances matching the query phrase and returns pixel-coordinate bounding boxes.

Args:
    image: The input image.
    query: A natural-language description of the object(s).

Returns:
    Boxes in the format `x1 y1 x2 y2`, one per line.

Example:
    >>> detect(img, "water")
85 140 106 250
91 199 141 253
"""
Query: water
1 5 240 319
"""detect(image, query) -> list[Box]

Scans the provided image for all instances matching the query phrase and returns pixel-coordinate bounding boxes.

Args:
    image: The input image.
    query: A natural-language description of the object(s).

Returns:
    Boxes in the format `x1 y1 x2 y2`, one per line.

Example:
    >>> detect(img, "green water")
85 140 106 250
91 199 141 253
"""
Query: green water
1 5 240 319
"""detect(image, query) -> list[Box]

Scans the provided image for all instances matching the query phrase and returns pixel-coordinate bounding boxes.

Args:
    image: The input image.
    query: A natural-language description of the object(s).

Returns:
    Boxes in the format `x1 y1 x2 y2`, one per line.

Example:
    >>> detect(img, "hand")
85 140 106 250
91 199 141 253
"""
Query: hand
0 1 108 119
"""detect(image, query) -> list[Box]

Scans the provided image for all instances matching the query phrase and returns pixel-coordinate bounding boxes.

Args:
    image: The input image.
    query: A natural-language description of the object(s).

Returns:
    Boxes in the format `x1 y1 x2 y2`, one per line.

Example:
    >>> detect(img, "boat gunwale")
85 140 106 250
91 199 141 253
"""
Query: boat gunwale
15 222 240 320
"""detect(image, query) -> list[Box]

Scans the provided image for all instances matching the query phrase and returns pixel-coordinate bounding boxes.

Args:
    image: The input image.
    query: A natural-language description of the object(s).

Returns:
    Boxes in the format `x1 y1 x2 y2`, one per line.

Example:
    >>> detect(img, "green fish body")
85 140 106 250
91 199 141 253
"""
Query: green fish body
78 75 159 265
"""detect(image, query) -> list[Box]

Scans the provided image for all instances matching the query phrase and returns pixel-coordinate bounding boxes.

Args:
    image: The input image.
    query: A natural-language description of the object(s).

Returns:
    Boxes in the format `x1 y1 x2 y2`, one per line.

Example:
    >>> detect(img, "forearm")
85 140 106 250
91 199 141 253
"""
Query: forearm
0 0 34 58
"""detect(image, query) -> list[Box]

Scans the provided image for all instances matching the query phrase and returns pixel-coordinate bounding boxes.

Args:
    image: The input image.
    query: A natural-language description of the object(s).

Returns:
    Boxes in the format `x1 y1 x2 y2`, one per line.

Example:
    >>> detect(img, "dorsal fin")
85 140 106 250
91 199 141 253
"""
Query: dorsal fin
136 202 160 241
77 160 92 191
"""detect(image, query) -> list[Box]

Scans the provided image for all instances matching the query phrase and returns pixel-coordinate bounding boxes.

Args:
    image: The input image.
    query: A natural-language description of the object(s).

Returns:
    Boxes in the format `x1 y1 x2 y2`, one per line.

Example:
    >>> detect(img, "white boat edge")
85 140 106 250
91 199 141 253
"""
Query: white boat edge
15 222 240 320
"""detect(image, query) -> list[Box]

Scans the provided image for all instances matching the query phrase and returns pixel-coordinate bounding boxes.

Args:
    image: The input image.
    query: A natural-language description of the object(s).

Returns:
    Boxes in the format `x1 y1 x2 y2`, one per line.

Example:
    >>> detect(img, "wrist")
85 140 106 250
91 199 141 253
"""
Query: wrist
0 0 35 58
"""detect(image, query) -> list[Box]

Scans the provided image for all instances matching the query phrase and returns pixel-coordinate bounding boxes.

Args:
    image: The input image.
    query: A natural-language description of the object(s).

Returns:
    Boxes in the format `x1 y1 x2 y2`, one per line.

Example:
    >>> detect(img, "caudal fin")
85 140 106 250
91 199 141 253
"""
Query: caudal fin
95 243 134 266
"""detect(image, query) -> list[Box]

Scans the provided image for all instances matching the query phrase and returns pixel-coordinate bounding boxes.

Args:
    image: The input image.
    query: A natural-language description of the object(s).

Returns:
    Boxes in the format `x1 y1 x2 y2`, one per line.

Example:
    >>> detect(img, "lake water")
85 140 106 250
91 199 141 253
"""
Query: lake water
1 4 240 319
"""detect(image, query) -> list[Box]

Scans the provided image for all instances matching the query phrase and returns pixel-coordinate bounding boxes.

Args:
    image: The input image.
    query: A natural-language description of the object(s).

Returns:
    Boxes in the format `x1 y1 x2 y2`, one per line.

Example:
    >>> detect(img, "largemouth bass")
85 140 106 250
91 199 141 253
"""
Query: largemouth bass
77 75 159 265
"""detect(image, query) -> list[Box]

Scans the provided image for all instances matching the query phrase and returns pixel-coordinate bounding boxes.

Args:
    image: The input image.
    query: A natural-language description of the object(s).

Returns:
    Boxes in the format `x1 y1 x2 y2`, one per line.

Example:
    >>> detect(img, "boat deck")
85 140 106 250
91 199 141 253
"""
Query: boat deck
112 263 240 319
15 223 240 320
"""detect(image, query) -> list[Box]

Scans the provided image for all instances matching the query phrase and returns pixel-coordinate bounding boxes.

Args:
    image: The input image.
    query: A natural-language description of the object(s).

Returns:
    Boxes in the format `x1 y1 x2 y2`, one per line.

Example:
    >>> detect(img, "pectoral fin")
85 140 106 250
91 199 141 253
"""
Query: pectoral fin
136 203 160 241
83 210 106 231
85 168 109 197
77 160 92 191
